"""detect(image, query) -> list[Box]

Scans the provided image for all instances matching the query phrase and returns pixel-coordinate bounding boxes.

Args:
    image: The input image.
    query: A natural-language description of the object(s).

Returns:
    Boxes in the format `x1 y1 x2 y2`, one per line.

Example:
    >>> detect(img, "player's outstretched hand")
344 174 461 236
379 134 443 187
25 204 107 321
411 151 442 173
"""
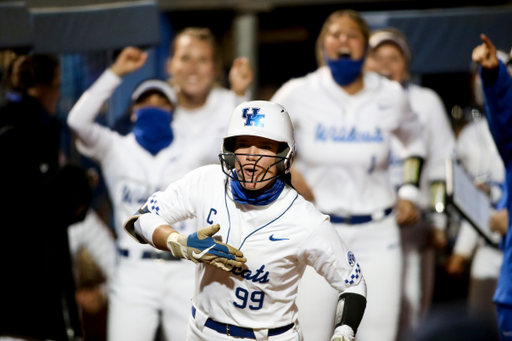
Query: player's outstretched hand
396 199 420 225
167 224 246 271
331 325 354 341
110 47 148 77
229 57 254 96
472 34 499 71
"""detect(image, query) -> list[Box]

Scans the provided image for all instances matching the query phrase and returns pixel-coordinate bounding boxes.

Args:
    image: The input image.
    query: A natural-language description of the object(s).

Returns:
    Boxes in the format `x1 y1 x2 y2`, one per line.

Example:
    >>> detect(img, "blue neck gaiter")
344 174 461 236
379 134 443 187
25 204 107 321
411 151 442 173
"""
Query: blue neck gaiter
230 172 285 206
133 107 173 156
325 56 365 86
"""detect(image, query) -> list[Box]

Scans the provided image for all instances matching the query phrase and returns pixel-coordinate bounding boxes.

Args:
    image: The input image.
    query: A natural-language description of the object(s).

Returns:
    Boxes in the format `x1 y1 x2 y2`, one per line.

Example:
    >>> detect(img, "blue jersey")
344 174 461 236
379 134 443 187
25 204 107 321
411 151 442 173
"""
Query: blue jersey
481 61 512 305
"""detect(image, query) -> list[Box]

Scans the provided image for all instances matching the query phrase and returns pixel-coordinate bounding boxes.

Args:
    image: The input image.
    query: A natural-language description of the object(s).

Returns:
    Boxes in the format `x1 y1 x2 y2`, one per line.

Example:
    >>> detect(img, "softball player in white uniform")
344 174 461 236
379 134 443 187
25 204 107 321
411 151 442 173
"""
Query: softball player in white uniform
125 101 368 341
448 118 504 323
272 10 426 341
366 29 456 334
68 47 199 341
168 27 253 167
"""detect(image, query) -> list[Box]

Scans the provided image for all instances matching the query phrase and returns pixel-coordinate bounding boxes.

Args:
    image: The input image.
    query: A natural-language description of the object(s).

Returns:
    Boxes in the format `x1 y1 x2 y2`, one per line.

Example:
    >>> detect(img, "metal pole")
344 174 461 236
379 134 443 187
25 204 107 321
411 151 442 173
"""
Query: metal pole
233 11 258 99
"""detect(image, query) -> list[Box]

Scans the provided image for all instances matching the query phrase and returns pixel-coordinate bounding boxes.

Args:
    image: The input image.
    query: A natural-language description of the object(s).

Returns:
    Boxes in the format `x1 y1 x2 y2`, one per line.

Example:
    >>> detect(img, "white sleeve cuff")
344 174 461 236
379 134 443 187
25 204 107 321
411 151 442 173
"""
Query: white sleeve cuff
135 214 170 247
398 184 420 205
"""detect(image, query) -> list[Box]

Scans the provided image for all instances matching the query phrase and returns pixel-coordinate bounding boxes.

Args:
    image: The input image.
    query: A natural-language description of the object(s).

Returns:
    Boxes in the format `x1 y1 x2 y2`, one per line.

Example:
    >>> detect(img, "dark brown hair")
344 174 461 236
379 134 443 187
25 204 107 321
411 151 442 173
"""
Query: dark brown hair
15 55 59 93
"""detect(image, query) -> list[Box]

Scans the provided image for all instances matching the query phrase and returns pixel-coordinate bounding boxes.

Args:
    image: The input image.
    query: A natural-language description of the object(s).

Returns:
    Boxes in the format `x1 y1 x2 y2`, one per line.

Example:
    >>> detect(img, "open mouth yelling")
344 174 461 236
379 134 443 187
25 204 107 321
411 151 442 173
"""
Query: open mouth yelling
337 48 352 59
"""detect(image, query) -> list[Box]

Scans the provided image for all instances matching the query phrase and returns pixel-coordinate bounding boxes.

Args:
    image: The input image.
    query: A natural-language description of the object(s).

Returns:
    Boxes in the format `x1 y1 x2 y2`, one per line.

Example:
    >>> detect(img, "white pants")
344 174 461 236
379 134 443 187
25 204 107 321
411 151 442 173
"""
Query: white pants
297 215 402 341
108 257 196 341
187 311 303 341
471 245 503 279
398 219 434 336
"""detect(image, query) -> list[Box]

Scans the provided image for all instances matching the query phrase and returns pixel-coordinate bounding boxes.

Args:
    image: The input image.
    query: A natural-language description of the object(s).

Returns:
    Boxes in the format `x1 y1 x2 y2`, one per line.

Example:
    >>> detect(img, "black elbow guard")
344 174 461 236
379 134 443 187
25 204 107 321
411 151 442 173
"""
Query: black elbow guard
123 203 151 244
334 292 367 335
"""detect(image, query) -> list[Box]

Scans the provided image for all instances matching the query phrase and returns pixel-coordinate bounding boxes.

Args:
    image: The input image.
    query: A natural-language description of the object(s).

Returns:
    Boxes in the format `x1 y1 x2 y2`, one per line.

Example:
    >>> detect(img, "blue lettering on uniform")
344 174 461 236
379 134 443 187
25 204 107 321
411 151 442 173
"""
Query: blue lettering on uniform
242 108 265 127
315 124 384 143
232 265 270 283
207 208 217 225
121 185 159 205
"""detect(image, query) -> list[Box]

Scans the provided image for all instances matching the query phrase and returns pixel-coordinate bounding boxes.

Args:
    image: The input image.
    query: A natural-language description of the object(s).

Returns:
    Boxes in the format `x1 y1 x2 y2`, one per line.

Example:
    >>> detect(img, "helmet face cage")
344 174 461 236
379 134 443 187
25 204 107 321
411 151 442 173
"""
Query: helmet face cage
219 145 292 184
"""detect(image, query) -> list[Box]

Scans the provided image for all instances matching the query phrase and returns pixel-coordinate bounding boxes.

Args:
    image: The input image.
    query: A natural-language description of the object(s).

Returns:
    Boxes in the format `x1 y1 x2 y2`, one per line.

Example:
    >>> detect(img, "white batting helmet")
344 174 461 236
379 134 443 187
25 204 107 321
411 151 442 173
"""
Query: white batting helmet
219 100 295 182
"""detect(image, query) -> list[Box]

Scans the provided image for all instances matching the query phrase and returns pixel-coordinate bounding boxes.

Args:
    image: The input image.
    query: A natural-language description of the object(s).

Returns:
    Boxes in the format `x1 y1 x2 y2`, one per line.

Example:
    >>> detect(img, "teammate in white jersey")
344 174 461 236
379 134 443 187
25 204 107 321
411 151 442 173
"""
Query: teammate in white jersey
68 47 198 341
271 10 426 341
365 29 456 335
445 55 512 326
125 100 367 341
168 27 253 166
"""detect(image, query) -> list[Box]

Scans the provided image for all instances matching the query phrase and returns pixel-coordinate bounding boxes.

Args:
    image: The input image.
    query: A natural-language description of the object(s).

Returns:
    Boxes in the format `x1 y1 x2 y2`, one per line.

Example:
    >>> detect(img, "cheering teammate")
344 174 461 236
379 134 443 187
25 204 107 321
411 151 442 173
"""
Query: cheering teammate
68 47 198 341
366 28 456 334
168 27 253 166
125 100 367 341
272 10 426 341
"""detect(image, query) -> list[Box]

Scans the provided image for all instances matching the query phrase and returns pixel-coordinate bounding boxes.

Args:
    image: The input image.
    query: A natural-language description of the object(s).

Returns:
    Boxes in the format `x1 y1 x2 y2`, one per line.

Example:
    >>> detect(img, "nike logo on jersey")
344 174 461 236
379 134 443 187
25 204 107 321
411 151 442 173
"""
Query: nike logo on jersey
269 234 289 241
377 104 392 110
192 244 216 259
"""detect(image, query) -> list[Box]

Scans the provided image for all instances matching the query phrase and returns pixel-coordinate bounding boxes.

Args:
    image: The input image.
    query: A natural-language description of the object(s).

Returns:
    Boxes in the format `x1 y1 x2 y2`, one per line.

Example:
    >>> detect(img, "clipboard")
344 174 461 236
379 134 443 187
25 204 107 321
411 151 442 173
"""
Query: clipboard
445 158 501 248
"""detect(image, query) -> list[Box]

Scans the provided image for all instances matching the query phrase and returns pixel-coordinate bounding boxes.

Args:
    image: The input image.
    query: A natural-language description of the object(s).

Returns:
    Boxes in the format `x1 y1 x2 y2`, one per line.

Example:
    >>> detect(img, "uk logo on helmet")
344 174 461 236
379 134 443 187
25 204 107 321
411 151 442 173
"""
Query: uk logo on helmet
242 107 265 127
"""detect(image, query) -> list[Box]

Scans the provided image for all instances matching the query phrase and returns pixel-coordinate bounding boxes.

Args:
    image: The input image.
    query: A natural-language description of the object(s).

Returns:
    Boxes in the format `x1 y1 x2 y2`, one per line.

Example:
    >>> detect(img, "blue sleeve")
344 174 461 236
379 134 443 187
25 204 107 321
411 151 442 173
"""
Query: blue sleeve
496 181 508 210
481 61 512 167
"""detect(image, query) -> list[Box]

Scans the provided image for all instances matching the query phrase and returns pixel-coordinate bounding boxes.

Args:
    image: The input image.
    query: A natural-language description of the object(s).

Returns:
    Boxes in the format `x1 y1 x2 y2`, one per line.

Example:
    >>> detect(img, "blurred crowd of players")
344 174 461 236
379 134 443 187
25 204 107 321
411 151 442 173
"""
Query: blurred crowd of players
0 9 511 341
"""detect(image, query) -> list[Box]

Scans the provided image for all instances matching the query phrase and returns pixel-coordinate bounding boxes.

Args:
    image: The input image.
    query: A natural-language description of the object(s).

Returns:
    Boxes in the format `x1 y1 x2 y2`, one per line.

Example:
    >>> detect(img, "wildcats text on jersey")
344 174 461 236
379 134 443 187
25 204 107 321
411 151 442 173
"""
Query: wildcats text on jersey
315 124 384 143
231 264 270 283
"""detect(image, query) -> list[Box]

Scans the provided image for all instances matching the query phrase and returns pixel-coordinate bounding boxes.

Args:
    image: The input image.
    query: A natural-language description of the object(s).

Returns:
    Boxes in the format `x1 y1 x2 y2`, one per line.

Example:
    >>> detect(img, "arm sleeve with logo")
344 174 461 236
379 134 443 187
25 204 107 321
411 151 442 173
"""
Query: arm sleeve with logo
67 69 122 162
297 219 367 297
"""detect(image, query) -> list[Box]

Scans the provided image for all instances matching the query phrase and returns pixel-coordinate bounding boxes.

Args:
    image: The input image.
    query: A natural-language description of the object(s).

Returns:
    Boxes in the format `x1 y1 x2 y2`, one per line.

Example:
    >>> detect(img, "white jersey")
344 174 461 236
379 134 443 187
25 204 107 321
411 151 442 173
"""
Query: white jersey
388 83 455 209
68 210 116 283
173 87 247 166
453 119 505 256
272 68 426 215
67 70 197 253
131 165 366 329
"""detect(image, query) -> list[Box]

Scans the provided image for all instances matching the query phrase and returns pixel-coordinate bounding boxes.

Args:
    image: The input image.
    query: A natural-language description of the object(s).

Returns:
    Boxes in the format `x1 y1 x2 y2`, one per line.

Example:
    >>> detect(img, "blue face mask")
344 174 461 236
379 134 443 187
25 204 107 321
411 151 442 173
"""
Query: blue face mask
133 107 173 156
325 55 365 86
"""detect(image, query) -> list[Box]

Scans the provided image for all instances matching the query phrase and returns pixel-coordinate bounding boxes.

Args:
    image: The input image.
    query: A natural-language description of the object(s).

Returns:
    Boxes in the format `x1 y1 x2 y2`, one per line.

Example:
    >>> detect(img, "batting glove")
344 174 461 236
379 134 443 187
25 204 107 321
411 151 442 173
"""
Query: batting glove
331 325 354 341
167 224 246 271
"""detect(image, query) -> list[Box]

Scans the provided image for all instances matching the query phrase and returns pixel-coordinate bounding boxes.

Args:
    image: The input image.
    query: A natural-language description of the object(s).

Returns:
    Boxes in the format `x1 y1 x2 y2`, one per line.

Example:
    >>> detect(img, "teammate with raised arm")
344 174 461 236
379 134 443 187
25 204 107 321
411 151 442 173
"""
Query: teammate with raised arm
125 100 367 341
472 34 512 341
169 27 253 167
68 47 197 341
272 10 426 341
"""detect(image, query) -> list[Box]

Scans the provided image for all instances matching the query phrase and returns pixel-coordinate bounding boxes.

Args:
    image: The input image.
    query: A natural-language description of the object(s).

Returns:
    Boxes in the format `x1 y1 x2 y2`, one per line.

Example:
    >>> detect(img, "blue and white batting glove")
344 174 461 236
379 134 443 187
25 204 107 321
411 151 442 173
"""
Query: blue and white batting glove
331 325 354 341
166 224 246 271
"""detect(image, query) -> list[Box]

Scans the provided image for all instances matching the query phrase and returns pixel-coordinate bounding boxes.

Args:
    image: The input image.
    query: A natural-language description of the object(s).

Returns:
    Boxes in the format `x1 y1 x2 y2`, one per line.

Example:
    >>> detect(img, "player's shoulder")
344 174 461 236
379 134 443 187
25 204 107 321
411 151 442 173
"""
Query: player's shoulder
367 72 404 97
459 118 489 141
273 68 323 101
408 83 443 103
211 86 235 97
210 87 236 101
286 190 330 227
185 164 225 180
